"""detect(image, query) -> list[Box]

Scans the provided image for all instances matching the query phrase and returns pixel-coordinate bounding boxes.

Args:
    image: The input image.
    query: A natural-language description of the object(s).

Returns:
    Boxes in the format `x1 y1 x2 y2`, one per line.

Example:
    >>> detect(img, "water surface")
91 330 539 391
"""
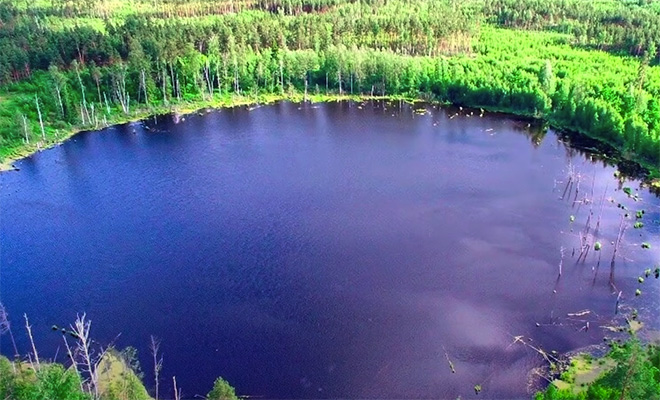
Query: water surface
1 101 659 399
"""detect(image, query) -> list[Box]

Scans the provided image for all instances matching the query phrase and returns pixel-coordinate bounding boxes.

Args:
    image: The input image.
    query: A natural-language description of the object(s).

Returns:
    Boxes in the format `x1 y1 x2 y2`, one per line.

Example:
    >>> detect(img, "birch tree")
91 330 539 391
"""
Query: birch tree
48 64 66 117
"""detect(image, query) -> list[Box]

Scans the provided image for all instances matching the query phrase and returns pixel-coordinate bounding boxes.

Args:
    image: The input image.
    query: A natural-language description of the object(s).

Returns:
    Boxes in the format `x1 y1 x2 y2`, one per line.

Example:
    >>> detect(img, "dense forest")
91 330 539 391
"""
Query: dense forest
0 0 659 176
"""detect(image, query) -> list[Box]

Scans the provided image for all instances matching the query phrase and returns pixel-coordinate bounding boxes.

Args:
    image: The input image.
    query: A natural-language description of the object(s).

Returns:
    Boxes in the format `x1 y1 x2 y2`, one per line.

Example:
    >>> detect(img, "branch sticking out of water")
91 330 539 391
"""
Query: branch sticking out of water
442 346 456 374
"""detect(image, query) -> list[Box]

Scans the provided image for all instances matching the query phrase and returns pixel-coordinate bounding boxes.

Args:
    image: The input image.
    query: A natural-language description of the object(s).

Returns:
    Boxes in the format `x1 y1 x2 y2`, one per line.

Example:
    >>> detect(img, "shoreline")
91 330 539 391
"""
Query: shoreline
2 92 659 187
0 92 401 172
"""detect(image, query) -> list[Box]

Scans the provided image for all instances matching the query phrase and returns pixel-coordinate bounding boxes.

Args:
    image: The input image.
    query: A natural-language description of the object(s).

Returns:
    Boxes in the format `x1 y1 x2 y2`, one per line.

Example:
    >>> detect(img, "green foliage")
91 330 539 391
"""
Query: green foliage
535 340 660 400
0 357 90 400
207 377 239 400
1 0 659 174
119 346 144 380
101 371 151 400
0 351 240 400
592 339 660 400
96 350 152 400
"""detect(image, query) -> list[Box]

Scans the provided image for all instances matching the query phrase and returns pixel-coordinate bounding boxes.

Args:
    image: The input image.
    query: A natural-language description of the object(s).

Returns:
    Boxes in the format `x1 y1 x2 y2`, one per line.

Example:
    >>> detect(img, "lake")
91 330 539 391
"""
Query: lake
1 101 659 399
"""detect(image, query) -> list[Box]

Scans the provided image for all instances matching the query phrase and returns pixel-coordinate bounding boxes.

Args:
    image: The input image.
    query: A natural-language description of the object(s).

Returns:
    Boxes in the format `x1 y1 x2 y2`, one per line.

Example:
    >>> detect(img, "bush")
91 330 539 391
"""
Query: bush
207 377 239 400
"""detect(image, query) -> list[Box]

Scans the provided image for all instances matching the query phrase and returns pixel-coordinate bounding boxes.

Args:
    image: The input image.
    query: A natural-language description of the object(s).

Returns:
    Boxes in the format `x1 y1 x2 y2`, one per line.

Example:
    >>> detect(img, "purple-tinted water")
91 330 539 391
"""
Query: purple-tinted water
1 101 659 399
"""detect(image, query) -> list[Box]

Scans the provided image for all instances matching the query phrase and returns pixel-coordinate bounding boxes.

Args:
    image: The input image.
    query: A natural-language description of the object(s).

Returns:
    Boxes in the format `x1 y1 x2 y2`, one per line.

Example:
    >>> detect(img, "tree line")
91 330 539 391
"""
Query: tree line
0 0 659 173
485 0 660 61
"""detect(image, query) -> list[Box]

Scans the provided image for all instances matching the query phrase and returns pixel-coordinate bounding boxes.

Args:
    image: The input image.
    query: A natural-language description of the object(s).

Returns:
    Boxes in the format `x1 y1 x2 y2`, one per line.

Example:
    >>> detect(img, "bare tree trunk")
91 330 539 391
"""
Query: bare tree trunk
173 376 181 400
63 334 84 393
204 60 213 99
71 314 100 399
162 65 168 104
22 114 30 144
141 69 149 106
55 86 64 116
75 64 90 123
114 66 130 115
24 314 40 370
0 303 19 359
609 216 627 290
35 95 46 142
595 184 608 232
304 75 308 102
176 75 181 102
151 336 163 400
103 92 111 114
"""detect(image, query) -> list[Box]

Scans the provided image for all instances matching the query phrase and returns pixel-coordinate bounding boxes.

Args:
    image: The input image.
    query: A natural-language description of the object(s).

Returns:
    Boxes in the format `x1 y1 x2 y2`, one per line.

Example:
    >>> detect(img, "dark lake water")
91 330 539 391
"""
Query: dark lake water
1 101 659 399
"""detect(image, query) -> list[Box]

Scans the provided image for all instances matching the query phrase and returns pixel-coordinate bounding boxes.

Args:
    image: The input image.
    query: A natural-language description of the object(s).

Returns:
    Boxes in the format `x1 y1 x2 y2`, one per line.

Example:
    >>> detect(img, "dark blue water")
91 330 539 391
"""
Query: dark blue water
1 101 659 399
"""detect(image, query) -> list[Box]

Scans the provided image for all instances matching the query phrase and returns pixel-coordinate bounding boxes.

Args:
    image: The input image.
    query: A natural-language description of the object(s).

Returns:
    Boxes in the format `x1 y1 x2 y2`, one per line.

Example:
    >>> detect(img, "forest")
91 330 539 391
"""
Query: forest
0 0 659 176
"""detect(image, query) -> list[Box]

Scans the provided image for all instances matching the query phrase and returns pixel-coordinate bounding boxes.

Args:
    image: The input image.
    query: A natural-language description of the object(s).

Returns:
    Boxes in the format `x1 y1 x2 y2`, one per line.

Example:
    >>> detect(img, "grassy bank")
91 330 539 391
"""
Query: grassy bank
535 337 660 400
1 91 418 171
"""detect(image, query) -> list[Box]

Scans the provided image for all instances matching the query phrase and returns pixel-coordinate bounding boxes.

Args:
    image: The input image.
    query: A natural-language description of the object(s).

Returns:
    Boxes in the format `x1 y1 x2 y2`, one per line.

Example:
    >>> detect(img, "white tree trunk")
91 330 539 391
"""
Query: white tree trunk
22 114 30 144
35 95 45 142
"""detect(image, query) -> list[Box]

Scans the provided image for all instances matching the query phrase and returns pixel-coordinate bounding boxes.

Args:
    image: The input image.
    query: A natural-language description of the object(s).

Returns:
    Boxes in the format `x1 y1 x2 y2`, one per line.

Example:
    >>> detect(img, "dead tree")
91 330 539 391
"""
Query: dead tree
21 114 30 144
595 184 609 233
609 216 627 290
173 376 181 400
24 314 40 370
35 95 46 142
70 313 107 399
62 333 85 393
113 63 130 114
0 303 19 358
140 69 149 106
73 61 90 123
150 336 164 400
